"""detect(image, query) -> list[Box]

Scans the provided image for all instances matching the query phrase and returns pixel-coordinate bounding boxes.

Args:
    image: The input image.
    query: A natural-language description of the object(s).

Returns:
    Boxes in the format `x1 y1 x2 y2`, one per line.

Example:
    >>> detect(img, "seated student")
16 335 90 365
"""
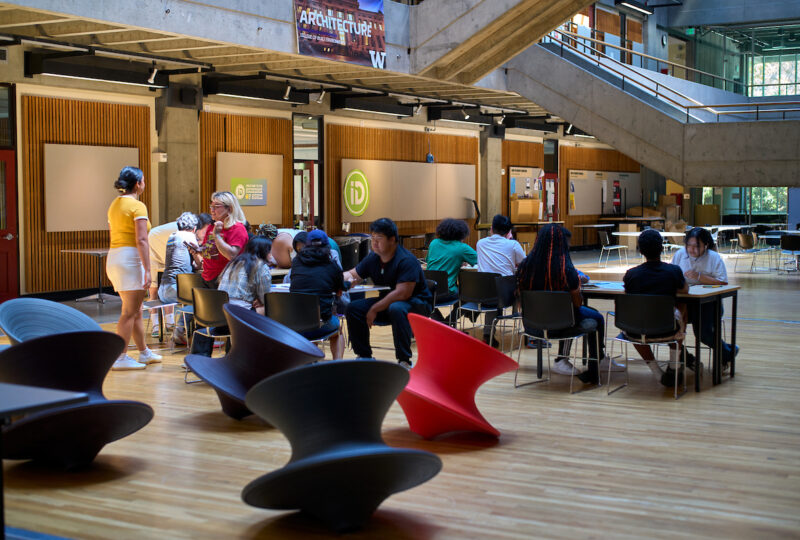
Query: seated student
426 218 477 324
624 229 689 387
516 224 605 384
475 214 525 346
343 217 432 368
190 236 272 356
671 227 737 369
157 212 200 344
289 230 345 359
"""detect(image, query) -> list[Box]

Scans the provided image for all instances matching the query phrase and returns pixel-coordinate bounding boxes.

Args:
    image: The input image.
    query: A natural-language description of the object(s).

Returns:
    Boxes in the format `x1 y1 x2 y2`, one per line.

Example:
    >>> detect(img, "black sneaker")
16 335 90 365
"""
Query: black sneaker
682 349 701 372
398 359 412 369
661 367 685 387
577 368 599 385
483 336 500 348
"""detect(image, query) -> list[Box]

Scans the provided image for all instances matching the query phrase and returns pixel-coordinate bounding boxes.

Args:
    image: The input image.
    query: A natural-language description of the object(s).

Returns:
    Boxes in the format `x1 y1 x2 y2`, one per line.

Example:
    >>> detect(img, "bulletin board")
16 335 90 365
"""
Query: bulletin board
567 170 642 216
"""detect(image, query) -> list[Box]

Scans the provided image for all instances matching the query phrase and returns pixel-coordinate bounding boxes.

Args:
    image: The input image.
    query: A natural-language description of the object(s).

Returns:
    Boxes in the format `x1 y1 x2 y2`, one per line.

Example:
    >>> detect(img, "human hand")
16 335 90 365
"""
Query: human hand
366 306 378 327
213 221 224 235
685 270 700 280
142 271 151 290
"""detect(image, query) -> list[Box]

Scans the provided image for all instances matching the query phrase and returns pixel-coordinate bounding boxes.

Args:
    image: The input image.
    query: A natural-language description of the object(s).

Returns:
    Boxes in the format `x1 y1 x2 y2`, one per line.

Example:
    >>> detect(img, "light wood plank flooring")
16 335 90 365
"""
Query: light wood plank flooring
3 260 799 539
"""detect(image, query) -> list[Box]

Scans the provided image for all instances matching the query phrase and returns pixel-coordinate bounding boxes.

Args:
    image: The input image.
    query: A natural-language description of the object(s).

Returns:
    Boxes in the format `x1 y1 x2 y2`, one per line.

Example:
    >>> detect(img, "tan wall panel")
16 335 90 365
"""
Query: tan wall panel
327 124 479 248
501 139 544 216
21 96 151 293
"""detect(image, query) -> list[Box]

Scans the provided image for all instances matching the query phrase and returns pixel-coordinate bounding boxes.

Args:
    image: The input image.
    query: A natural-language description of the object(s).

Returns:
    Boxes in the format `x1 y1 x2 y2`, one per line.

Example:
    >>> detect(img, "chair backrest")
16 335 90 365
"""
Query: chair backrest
0 298 102 345
177 273 204 305
598 230 612 247
338 241 360 271
494 275 518 311
520 290 575 331
425 279 437 306
781 233 800 251
614 294 676 337
191 288 230 328
458 271 500 305
265 292 322 334
737 232 754 250
423 270 449 304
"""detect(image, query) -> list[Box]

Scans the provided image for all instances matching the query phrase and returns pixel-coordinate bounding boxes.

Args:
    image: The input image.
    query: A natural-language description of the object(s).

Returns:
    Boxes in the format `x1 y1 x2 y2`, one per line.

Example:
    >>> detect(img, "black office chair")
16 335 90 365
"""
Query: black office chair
780 234 800 273
0 298 101 345
265 292 338 353
611 294 686 399
516 290 600 393
457 270 500 334
489 275 521 354
175 272 205 341
424 269 458 324
338 241 360 271
187 288 231 383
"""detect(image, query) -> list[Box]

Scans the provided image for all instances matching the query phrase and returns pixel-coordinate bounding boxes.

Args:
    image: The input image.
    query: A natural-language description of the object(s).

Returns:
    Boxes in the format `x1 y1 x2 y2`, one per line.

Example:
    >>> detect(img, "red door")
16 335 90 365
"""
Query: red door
0 149 18 301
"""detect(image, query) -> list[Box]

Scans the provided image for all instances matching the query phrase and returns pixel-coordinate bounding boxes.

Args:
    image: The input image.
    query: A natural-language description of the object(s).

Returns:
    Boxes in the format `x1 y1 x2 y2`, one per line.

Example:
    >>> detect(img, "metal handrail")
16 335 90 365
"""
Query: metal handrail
542 29 800 123
559 27 742 91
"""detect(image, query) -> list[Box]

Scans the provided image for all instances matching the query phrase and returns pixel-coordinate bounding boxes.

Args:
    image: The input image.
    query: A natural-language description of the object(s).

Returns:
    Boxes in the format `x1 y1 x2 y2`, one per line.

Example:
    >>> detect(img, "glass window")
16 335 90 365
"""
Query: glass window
0 86 10 148
780 56 795 96
750 187 788 214
764 56 781 96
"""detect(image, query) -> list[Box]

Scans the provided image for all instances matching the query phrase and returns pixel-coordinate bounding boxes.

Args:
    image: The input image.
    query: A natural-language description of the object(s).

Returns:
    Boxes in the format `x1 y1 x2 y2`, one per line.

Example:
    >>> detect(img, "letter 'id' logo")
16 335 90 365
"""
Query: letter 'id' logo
344 169 370 216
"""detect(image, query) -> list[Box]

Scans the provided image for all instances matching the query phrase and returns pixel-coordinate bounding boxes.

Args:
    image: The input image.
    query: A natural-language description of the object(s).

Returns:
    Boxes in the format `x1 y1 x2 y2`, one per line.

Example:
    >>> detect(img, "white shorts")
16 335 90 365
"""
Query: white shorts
107 247 146 292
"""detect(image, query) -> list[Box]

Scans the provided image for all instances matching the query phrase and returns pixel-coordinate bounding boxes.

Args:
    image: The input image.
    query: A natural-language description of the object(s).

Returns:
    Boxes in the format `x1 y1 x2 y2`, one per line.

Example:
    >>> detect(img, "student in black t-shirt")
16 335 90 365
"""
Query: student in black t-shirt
622 229 689 387
343 218 432 368
290 229 345 359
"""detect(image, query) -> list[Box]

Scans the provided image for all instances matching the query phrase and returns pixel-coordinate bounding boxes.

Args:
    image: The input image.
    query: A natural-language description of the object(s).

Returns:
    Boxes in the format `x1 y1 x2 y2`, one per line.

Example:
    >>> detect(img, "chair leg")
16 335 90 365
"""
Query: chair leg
515 335 551 388
608 341 630 395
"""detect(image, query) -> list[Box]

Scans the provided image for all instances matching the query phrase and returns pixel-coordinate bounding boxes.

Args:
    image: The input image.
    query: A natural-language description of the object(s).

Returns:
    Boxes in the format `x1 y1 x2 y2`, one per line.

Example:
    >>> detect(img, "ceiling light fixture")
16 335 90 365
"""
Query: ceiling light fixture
614 0 654 16
566 124 573 134
414 104 423 116
283 83 292 100
147 66 158 85
315 89 326 104
462 109 470 120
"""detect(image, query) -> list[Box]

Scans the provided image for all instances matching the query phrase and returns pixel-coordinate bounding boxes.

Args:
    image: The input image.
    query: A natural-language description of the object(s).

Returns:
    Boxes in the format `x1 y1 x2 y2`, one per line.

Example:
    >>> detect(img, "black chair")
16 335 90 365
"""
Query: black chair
347 234 371 262
516 290 600 392
175 272 205 340
457 270 500 333
489 275 521 354
242 359 442 532
611 294 686 398
185 304 323 420
265 291 338 350
780 234 800 273
337 240 360 272
0 297 101 345
0 331 153 468
424 269 459 322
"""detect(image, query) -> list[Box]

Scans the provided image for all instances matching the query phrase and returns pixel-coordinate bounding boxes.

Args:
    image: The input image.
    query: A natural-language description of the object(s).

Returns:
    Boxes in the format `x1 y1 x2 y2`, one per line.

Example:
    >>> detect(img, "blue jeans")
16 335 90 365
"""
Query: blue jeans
300 316 340 341
346 296 431 363
524 306 605 360
688 302 734 364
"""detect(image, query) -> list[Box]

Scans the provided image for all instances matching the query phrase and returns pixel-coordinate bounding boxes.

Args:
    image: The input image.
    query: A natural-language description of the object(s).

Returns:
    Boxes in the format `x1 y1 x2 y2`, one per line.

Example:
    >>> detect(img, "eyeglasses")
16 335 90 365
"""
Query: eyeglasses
209 203 227 209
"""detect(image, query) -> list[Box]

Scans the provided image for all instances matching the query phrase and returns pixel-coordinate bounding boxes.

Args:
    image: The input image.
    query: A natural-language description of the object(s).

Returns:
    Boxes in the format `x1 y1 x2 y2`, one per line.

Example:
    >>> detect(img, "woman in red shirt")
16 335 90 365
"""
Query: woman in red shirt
190 191 249 287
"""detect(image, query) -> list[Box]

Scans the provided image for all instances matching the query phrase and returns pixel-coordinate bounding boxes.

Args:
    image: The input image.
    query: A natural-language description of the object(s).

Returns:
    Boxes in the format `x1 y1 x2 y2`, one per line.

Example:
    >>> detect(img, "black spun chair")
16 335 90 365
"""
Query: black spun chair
489 275 522 354
0 331 153 468
0 297 101 345
242 359 442 532
338 241 360 272
457 270 500 333
184 304 323 420
424 269 459 322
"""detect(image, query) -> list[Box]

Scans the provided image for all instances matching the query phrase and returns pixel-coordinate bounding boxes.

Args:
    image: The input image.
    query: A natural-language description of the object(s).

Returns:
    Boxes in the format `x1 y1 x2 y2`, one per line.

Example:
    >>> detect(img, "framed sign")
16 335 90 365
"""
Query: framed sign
294 0 386 69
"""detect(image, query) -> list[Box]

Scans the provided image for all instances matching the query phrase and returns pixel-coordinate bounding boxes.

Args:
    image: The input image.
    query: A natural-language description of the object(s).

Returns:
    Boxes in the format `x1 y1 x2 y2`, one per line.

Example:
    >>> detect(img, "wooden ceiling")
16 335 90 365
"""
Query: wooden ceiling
0 3 560 115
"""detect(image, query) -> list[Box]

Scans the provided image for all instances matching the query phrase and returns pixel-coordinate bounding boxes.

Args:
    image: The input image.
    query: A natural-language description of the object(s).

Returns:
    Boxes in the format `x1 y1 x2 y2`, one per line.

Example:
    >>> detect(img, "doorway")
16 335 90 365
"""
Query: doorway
292 114 324 229
0 83 17 301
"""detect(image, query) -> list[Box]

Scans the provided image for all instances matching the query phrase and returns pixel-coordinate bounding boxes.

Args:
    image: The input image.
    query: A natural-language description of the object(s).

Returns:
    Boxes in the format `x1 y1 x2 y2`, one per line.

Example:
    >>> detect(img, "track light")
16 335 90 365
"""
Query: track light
566 123 573 134
315 89 326 104
147 66 158 85
498 114 506 125
283 83 292 100
462 109 470 120
414 104 422 116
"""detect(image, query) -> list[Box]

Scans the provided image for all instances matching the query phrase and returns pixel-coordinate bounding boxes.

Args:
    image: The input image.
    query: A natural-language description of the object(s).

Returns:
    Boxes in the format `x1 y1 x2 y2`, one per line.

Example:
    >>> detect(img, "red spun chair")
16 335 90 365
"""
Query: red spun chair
398 313 518 439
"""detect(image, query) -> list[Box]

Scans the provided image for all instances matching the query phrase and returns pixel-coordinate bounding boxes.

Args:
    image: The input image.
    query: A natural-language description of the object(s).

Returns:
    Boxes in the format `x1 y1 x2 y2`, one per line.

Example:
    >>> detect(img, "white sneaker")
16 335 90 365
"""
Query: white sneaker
112 355 146 371
151 326 161 338
552 358 580 375
599 356 626 372
138 348 163 364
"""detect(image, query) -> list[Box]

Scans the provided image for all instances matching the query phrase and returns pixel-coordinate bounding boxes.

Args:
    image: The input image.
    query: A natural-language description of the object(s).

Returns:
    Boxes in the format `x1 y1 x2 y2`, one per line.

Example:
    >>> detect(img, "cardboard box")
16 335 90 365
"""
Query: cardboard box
509 198 542 223
516 231 537 253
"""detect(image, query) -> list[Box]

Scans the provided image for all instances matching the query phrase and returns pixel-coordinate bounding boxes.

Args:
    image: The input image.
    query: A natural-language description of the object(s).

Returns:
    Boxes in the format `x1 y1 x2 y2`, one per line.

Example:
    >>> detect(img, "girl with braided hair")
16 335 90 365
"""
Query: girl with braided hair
516 224 605 384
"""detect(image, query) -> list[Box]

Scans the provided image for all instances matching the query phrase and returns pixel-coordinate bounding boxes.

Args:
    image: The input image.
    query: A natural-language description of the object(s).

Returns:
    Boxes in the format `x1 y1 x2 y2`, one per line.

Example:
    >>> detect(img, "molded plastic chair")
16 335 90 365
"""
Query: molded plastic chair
780 234 800 273
337 241 360 272
734 232 769 273
517 290 600 393
184 304 323 419
0 331 153 468
457 270 500 333
610 294 686 399
598 231 628 267
242 359 442 532
265 291 338 349
424 269 459 318
489 275 522 354
175 272 205 342
398 314 518 438
0 297 101 345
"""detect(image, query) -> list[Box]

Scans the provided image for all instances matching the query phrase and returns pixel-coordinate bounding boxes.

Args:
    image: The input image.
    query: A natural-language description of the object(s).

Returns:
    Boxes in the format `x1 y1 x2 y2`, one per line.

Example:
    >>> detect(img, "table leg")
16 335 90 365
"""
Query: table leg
96 255 105 304
730 293 737 378
537 346 543 379
694 302 701 393
714 298 722 385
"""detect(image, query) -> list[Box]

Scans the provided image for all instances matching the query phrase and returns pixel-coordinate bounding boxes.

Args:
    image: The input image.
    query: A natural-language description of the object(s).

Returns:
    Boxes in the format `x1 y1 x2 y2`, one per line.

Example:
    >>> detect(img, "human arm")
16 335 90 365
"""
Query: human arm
365 282 415 326
570 287 583 309
463 243 478 266
213 221 242 261
577 269 590 284
134 219 151 289
343 267 362 284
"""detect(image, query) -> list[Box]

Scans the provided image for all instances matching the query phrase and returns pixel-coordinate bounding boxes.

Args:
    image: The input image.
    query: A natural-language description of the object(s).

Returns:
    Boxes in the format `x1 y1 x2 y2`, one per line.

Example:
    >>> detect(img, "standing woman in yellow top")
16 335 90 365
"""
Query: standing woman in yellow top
106 166 163 370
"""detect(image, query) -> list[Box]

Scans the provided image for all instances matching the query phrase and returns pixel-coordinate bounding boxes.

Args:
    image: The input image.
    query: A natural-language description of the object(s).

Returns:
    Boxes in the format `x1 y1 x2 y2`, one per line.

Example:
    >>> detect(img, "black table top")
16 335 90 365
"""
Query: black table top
0 383 88 419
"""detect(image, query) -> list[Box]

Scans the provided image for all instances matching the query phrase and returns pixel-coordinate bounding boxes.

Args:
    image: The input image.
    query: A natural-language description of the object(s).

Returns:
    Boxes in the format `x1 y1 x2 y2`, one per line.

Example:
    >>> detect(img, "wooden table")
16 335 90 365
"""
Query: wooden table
612 231 686 238
270 283 390 294
581 281 740 392
573 223 614 246
60 248 112 303
0 383 88 539
142 299 178 343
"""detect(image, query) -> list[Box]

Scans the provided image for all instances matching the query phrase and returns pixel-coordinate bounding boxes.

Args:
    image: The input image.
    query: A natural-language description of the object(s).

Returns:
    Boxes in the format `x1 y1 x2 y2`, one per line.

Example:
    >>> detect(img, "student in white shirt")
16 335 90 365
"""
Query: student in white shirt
475 215 525 346
671 227 738 368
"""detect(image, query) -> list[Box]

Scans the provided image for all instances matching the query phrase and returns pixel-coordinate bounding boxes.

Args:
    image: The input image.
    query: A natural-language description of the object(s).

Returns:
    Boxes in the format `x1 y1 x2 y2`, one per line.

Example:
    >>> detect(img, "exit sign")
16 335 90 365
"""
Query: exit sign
686 28 695 36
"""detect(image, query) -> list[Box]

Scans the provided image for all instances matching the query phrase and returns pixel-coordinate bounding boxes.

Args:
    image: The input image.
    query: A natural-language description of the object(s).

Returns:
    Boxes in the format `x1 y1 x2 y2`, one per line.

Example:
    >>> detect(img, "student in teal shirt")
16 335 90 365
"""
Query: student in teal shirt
426 218 477 323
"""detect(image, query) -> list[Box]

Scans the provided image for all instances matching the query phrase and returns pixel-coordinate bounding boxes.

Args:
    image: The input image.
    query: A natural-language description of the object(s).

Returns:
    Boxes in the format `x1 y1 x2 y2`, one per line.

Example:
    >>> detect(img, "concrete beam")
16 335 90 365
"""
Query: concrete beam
666 0 800 28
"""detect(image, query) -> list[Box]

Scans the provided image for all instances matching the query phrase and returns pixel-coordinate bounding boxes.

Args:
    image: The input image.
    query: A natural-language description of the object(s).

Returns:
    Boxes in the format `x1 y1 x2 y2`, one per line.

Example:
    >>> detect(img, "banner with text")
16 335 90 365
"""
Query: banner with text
294 0 386 69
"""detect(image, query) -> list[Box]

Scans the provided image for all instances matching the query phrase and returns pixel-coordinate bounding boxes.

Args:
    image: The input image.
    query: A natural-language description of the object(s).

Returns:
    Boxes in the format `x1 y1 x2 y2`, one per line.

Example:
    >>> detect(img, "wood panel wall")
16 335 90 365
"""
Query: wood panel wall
325 124 479 248
559 145 640 246
501 139 544 217
21 96 151 293
199 112 293 226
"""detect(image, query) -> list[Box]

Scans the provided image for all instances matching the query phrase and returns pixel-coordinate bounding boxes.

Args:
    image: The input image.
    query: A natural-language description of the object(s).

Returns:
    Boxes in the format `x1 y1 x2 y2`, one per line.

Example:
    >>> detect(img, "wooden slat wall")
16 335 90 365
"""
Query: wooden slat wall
501 139 544 216
325 124 479 248
559 145 640 246
628 19 643 43
21 96 150 293
199 112 293 226
596 8 620 36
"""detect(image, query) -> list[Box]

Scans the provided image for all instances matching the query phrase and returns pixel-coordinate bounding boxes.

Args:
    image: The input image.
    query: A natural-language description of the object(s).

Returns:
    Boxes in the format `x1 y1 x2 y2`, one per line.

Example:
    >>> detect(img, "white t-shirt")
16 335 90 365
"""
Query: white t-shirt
148 221 178 269
476 234 525 276
671 247 728 285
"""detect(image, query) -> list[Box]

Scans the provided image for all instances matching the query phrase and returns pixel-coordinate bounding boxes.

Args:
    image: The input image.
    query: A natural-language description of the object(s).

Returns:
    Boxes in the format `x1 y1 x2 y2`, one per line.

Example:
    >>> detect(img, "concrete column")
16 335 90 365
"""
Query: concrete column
157 106 200 223
479 130 503 221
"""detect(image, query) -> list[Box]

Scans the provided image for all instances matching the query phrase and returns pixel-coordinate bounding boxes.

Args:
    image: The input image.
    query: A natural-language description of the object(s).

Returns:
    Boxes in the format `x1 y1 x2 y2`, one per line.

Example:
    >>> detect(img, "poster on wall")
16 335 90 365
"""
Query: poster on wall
509 166 543 199
293 0 386 69
217 152 283 226
231 178 267 206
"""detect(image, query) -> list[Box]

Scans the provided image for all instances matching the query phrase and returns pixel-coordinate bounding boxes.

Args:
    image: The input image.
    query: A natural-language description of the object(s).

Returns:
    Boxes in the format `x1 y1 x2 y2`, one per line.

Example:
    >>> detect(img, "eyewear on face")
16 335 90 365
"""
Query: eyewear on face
210 203 227 209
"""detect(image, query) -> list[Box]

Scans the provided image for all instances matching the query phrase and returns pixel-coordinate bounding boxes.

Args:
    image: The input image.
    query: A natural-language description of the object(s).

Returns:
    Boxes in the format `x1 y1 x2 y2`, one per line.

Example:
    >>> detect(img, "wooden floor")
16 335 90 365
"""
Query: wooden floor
3 255 800 539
